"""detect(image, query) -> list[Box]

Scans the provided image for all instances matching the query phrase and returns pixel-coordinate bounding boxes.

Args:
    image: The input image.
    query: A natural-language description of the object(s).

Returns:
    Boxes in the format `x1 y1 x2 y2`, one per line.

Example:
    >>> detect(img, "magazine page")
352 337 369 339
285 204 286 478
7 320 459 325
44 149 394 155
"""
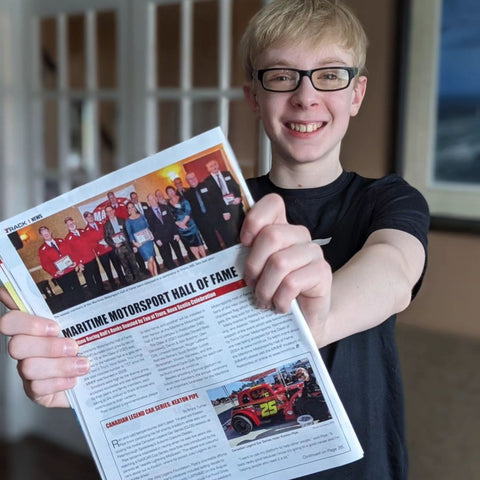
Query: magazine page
0 128 363 479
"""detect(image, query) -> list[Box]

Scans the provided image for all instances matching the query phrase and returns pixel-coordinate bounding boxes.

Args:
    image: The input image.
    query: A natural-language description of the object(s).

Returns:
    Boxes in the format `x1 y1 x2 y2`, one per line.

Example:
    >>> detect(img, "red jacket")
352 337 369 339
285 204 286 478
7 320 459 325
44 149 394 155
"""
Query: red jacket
84 222 112 255
38 238 76 277
64 229 96 264
110 202 129 219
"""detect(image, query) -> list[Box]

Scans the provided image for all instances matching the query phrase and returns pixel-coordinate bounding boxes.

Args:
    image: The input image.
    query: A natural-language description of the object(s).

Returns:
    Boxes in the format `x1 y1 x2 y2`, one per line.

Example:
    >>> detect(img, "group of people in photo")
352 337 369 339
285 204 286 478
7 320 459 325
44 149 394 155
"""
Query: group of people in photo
36 160 245 310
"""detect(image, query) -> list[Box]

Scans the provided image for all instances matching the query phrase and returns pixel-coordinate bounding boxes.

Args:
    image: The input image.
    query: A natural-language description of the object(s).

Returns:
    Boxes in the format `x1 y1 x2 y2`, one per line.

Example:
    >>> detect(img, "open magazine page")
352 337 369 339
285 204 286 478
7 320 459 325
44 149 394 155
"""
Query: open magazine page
0 128 362 479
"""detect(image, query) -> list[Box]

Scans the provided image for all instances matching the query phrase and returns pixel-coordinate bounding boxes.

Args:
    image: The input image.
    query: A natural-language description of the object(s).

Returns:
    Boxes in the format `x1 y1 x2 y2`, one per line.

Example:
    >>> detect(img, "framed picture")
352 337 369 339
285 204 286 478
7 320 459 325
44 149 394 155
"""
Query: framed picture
401 0 480 230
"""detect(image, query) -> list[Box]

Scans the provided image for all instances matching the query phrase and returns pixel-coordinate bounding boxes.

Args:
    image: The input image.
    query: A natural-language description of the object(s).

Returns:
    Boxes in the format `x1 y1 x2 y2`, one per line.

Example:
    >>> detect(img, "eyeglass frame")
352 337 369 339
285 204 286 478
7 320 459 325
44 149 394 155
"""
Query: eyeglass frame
255 66 359 93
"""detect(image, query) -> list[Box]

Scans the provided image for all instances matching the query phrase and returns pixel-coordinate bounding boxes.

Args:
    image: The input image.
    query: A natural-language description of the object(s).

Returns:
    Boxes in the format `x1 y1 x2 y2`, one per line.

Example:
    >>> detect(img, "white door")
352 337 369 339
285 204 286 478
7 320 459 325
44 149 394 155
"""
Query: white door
17 0 267 209
131 0 267 178
24 0 130 204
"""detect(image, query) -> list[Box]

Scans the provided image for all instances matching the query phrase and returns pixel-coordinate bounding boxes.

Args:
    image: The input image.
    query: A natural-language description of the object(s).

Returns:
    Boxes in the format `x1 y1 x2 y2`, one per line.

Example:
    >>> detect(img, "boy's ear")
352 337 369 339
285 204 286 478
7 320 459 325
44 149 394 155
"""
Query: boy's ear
350 76 367 117
243 83 260 117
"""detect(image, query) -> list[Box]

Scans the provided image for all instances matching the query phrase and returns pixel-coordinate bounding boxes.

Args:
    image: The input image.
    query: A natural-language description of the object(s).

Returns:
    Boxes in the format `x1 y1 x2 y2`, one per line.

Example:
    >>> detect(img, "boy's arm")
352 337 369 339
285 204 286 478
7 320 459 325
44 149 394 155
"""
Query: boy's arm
241 194 425 348
0 287 90 408
316 228 424 346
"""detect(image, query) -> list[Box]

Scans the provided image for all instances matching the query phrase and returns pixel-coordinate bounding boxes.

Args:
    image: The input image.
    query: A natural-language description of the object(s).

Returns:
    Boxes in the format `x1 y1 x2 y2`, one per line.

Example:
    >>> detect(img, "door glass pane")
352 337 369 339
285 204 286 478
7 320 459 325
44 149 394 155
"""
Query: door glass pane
158 101 180 150
68 14 86 89
192 100 217 136
229 99 258 178
193 0 218 87
99 100 117 175
45 178 60 200
97 10 117 89
69 100 86 182
232 0 262 87
156 4 180 88
43 100 58 170
40 17 58 90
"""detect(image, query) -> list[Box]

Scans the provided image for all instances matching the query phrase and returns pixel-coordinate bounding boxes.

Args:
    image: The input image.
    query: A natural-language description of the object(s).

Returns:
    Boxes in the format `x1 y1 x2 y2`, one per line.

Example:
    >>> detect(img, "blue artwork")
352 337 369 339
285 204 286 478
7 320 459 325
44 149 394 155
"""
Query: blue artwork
435 0 480 183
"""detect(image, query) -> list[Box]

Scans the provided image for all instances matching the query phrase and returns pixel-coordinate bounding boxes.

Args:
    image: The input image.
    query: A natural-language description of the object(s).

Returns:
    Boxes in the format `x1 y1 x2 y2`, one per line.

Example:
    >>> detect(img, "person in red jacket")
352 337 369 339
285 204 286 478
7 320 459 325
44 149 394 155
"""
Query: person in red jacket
83 211 127 289
37 225 84 308
64 217 106 298
106 191 129 219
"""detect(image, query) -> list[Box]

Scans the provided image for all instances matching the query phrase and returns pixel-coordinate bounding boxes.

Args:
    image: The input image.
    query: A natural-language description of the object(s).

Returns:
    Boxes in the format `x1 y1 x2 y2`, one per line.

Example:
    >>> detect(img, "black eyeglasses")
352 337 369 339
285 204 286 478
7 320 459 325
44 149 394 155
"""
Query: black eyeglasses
256 67 358 92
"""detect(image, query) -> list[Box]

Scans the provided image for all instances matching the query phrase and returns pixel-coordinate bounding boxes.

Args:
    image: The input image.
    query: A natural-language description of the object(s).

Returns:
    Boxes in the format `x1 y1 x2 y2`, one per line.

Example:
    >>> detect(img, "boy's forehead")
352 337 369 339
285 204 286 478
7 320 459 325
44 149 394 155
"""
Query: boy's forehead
255 40 355 69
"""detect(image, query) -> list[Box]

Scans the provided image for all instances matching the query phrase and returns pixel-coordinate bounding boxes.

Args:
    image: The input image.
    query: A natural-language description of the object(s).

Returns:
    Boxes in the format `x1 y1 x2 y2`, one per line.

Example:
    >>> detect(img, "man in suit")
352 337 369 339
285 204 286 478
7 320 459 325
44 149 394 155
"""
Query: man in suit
144 193 184 270
203 160 245 247
83 211 127 289
184 172 222 253
173 177 187 198
64 217 106 298
103 205 141 283
37 225 84 307
129 191 149 216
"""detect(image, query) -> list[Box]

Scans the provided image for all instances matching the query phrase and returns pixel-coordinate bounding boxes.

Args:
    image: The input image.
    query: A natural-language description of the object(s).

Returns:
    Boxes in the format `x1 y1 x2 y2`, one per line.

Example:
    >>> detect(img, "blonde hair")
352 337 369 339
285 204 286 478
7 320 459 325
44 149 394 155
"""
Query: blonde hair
239 0 368 80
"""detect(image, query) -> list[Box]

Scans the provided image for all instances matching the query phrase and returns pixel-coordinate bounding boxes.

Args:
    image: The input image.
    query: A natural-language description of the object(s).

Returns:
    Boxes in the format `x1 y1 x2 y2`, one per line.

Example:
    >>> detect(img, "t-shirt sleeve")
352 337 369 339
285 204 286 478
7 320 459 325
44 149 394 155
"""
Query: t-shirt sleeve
367 175 430 248
367 175 430 297
246 175 271 202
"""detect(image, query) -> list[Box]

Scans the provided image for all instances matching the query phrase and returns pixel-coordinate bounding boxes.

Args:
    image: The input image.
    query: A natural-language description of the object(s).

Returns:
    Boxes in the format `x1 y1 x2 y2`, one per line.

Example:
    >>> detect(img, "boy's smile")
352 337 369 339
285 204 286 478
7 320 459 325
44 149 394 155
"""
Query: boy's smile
244 42 367 187
288 122 324 133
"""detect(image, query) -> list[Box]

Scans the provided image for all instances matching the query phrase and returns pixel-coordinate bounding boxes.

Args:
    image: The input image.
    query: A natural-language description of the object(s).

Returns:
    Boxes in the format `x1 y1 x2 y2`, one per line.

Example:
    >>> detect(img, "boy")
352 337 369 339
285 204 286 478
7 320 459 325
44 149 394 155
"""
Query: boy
238 1 429 478
0 1 429 478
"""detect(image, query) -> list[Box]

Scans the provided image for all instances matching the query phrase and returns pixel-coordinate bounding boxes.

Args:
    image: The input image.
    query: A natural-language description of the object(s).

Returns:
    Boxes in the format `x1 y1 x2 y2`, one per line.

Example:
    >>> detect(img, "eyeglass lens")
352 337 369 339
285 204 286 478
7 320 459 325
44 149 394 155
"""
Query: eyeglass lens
261 68 352 92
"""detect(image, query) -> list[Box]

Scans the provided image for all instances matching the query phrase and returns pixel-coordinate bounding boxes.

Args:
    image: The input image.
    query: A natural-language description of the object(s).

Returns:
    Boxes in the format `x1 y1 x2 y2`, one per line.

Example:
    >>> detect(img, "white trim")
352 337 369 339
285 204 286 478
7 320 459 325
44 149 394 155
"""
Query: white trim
152 88 244 100
86 9 96 90
117 1 131 167
218 0 231 134
258 123 271 175
145 1 157 156
58 13 67 91
85 12 100 180
131 0 150 160
180 0 192 141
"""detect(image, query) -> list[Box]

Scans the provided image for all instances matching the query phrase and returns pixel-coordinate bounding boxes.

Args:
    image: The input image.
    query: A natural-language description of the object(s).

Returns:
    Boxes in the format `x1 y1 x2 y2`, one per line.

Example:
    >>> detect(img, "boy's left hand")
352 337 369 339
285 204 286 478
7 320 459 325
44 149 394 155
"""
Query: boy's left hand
240 193 332 337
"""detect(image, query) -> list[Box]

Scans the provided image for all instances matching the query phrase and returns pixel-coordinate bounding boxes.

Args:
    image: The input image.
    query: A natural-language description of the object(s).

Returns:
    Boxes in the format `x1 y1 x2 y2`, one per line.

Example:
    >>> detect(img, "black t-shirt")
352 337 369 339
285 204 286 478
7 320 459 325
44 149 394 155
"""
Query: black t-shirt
246 171 430 480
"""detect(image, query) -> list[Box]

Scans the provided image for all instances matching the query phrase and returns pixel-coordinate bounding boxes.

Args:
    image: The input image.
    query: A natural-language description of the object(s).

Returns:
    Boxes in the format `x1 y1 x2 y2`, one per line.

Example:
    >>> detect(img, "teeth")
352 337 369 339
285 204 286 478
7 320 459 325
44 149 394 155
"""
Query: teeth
289 122 322 133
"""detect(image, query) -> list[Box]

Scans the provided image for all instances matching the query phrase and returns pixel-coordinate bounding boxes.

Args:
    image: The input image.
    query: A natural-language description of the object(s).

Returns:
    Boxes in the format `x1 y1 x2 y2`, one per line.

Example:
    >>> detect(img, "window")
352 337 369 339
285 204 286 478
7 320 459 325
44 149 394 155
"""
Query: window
23 0 266 207
31 4 123 202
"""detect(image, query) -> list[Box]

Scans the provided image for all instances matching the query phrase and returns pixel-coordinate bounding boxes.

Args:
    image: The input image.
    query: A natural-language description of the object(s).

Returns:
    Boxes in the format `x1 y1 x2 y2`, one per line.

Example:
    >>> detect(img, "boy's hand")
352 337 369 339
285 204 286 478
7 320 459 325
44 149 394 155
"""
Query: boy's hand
0 287 90 408
240 194 332 336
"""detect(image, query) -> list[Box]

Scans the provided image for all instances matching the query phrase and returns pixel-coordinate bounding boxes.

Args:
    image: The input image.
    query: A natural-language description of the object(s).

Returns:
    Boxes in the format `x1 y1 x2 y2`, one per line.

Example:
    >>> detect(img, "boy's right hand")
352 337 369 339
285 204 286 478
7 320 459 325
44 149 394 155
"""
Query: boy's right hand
240 194 332 327
0 287 90 408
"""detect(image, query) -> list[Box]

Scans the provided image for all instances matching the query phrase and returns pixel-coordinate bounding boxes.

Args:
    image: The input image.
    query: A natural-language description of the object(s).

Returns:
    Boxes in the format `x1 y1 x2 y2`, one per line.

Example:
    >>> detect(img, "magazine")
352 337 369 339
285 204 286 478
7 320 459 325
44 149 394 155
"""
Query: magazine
0 128 363 479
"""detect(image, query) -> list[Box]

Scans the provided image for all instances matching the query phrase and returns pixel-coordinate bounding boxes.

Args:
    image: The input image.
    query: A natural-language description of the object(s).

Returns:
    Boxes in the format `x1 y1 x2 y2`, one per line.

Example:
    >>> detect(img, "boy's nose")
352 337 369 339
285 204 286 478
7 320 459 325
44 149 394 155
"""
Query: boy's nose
290 76 320 108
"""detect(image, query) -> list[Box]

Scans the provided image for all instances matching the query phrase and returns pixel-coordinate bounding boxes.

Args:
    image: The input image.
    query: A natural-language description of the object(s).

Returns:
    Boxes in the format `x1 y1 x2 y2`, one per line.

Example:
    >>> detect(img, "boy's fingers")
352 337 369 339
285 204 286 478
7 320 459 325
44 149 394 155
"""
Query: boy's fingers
244 223 312 285
252 242 328 309
240 194 288 246
8 335 78 361
18 355 89 381
272 257 332 314
0 310 60 337
23 380 75 408
0 286 18 310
